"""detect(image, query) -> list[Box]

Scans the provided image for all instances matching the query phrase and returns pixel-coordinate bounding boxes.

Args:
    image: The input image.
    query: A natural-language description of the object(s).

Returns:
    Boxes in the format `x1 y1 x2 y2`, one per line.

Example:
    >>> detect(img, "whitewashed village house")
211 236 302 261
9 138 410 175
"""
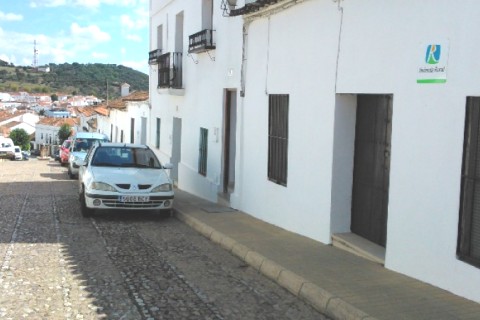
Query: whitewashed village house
94 90 150 145
148 0 480 303
34 117 78 147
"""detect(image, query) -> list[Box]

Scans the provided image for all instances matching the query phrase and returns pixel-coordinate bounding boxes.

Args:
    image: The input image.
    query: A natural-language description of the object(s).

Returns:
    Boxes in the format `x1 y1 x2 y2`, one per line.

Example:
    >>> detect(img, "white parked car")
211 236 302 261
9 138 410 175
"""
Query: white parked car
68 132 109 179
77 142 174 217
14 146 22 160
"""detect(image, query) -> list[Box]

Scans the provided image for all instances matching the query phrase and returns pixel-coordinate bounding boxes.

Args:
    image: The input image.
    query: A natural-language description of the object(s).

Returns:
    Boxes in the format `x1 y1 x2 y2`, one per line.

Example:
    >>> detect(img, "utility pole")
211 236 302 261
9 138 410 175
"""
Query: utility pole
33 40 38 70
105 79 109 106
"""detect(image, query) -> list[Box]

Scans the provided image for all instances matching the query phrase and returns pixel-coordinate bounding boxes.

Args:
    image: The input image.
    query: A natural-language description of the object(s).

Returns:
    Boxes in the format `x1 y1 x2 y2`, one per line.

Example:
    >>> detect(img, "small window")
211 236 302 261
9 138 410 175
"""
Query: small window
202 0 213 30
198 127 208 176
130 118 135 144
120 130 124 143
156 118 161 149
157 25 163 51
458 97 480 268
268 94 289 186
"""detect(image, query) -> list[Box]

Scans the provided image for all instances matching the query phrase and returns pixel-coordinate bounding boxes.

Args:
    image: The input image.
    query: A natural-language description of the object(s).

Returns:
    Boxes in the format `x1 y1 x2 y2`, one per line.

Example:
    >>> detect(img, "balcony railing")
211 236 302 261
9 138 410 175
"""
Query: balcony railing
148 49 162 65
229 0 279 16
188 29 216 53
158 52 183 89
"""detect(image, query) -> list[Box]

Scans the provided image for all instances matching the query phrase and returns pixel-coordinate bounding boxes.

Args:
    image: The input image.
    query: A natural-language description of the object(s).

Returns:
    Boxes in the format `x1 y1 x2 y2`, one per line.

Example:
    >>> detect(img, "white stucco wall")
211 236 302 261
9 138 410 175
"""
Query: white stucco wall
333 0 480 303
149 0 243 202
149 0 480 303
238 1 340 244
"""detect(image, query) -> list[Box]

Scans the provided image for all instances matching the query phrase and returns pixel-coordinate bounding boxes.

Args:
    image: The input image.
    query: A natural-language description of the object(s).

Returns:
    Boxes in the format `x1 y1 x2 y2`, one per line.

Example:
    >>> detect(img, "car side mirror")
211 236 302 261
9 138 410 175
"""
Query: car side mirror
74 159 87 167
163 163 173 169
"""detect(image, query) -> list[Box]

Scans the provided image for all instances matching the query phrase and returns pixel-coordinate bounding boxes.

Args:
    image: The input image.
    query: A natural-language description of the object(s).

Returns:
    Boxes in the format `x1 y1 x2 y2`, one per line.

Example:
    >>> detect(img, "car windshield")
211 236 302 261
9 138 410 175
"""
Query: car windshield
73 138 107 152
91 146 162 169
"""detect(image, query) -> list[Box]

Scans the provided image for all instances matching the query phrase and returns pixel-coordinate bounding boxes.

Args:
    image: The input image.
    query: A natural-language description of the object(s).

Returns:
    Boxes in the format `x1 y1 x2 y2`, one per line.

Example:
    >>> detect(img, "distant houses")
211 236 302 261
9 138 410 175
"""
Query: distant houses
0 84 149 155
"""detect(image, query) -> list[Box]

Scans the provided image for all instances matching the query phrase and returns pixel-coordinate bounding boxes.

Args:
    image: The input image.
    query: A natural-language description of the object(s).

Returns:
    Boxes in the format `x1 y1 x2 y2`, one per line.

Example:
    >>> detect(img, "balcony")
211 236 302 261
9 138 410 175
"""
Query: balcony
229 0 280 16
149 49 162 65
158 52 183 89
188 29 216 54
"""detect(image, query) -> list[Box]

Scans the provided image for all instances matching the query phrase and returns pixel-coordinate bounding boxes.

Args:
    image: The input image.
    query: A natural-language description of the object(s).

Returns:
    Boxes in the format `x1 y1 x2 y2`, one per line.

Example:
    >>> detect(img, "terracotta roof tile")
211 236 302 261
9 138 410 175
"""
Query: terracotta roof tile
38 117 78 127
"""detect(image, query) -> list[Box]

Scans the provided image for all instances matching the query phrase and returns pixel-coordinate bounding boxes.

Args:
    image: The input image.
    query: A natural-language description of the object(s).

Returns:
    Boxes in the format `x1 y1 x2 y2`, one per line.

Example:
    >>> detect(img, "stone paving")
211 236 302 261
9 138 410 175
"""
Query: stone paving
0 159 328 320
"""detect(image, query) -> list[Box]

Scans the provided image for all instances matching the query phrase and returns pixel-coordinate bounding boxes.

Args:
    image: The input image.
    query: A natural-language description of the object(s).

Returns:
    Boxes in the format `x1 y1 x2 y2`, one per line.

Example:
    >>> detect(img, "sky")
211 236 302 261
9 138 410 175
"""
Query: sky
0 0 149 74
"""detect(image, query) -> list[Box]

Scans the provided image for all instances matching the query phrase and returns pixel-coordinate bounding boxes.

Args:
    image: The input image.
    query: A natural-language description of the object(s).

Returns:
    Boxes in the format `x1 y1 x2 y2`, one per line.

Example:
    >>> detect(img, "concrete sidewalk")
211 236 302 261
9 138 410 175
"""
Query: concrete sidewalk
172 189 480 320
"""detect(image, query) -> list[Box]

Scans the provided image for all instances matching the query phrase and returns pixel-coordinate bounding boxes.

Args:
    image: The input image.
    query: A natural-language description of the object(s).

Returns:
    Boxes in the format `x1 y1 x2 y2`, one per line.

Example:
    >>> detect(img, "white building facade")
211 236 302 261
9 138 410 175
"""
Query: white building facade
150 0 480 302
107 102 150 144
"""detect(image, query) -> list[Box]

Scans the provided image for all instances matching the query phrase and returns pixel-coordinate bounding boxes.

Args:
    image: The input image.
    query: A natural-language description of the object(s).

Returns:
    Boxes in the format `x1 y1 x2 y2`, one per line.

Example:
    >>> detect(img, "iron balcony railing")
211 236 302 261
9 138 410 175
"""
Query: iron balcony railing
188 29 216 53
228 0 279 16
158 52 183 89
148 49 162 65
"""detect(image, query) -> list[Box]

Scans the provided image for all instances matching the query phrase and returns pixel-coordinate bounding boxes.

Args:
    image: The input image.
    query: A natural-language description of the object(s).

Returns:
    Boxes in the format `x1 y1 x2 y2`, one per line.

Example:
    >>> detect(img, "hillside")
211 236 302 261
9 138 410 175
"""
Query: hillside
0 60 149 99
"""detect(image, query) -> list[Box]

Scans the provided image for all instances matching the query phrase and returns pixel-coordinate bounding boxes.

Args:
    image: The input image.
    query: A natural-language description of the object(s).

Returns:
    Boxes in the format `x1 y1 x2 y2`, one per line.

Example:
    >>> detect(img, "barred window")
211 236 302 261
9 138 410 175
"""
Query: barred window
130 118 135 144
198 127 208 176
268 94 289 186
458 97 480 268
156 118 161 149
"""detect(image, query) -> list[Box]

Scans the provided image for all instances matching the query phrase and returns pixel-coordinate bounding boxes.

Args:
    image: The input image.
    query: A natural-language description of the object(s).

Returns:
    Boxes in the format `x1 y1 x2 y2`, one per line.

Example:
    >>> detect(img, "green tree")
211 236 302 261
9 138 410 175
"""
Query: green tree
58 124 72 144
51 93 58 102
9 128 30 151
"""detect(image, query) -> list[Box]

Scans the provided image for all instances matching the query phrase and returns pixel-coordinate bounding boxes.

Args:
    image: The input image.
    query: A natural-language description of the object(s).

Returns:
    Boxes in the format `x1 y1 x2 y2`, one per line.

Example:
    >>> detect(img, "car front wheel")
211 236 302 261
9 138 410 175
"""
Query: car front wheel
68 166 75 179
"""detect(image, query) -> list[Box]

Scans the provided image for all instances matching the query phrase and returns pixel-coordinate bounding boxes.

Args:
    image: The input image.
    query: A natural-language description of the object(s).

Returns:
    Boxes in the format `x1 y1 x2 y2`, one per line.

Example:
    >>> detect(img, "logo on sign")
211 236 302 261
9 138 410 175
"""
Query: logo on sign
425 44 441 64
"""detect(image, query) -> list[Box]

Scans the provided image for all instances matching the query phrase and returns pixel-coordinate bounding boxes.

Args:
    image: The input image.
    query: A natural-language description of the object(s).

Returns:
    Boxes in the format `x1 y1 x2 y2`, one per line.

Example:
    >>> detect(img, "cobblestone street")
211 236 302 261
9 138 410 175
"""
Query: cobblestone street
0 159 328 320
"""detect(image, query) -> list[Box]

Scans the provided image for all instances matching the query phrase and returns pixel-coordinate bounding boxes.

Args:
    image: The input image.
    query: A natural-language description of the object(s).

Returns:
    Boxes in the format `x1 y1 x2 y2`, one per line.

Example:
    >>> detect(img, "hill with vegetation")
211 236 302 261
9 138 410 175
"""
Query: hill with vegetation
0 60 148 99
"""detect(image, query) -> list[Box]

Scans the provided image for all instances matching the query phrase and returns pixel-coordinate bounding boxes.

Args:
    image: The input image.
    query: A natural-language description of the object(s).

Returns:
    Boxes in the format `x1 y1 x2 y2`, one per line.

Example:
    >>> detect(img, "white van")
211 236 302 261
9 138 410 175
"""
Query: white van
68 132 109 178
0 136 15 160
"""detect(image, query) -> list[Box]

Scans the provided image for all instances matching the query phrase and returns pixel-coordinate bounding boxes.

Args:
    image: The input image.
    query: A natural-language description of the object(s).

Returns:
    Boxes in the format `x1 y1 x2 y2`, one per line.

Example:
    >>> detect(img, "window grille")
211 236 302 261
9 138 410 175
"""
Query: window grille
458 96 480 268
156 118 161 149
198 127 208 176
130 118 135 144
268 94 289 186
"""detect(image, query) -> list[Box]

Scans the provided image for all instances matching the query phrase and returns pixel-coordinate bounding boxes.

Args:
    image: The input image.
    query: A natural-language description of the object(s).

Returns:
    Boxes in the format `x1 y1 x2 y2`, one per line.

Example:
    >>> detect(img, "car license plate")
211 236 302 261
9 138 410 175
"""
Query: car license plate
119 195 149 202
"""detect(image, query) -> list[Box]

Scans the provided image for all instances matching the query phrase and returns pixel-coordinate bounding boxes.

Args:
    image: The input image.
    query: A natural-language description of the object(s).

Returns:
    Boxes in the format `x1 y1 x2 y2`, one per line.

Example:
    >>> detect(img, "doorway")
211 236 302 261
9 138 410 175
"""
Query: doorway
221 90 237 199
171 117 182 185
351 94 392 247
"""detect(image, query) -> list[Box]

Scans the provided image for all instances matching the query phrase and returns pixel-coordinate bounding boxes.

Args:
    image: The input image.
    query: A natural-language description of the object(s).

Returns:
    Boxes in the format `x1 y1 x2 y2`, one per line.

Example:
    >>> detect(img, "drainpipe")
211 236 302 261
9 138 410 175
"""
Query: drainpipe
240 20 251 97
333 0 344 94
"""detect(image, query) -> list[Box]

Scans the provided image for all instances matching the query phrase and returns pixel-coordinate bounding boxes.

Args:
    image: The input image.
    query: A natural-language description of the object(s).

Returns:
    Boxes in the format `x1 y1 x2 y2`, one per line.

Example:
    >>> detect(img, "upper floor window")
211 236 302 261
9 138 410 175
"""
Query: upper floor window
157 24 163 51
202 0 213 30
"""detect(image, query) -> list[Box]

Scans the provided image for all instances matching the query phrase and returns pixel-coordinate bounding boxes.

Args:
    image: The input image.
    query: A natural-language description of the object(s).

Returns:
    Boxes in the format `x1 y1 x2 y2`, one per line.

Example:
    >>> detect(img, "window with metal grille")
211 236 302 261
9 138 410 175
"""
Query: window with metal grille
268 94 289 186
156 118 161 149
198 127 208 176
130 118 135 144
458 97 480 268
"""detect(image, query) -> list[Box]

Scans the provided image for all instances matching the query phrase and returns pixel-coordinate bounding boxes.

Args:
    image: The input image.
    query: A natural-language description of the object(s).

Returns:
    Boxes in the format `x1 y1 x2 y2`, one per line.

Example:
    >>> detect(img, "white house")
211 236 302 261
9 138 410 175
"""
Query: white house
149 0 480 303
149 0 243 190
34 117 78 146
96 91 150 144
0 110 39 136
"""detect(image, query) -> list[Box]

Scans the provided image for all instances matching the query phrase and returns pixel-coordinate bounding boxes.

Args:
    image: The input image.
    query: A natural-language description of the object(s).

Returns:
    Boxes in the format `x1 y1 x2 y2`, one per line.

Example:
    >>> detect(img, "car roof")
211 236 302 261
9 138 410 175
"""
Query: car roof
73 132 108 139
95 142 149 149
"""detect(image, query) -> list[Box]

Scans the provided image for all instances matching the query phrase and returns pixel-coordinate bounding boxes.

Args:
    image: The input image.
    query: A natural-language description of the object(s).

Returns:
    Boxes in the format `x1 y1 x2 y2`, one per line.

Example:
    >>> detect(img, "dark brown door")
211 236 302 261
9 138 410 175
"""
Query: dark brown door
351 95 392 247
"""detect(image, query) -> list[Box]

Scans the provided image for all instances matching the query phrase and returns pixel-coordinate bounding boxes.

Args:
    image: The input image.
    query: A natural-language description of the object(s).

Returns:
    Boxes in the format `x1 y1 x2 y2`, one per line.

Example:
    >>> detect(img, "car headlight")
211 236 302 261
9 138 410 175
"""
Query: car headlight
152 183 172 192
90 181 116 192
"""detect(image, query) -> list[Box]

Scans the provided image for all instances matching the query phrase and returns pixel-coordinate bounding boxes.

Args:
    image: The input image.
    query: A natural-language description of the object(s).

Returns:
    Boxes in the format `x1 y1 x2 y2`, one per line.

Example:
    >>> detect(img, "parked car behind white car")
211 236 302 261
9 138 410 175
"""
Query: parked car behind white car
77 142 174 217
14 146 22 160
68 132 109 179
